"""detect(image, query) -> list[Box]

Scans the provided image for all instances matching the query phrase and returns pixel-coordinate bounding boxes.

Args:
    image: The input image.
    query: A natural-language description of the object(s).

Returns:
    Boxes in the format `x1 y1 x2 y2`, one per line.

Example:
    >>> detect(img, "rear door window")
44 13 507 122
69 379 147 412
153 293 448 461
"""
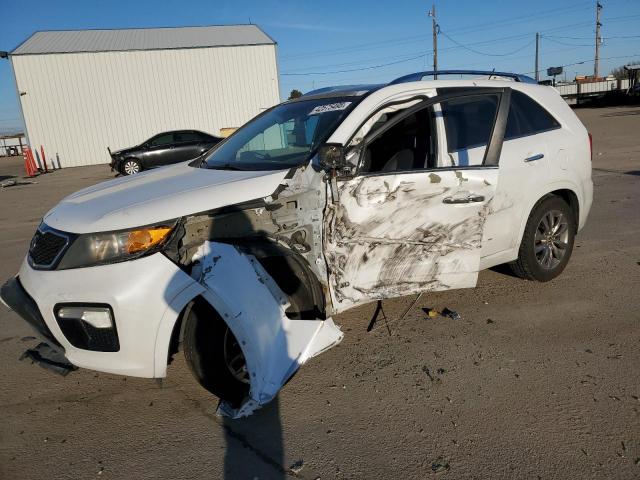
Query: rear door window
175 131 201 143
505 91 560 140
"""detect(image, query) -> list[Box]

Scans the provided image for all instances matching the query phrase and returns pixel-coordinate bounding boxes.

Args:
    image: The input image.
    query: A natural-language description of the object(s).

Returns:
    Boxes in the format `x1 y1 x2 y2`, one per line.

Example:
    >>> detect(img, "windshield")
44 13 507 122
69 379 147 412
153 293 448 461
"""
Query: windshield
201 97 357 171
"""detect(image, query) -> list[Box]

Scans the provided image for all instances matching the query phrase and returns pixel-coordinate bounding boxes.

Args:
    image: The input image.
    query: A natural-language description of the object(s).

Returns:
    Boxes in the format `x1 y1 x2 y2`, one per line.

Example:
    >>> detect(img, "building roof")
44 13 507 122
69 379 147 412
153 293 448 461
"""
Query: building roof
11 25 275 55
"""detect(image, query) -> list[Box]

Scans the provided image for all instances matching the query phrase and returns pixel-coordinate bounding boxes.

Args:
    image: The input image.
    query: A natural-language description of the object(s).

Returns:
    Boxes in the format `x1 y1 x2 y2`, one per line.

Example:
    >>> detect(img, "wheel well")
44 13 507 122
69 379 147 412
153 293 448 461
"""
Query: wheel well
166 297 198 366
549 189 579 227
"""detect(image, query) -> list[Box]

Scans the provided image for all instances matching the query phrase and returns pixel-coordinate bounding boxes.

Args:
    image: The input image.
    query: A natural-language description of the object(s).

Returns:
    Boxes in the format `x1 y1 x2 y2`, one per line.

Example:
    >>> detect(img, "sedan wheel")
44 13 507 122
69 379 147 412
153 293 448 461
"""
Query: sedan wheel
122 159 141 175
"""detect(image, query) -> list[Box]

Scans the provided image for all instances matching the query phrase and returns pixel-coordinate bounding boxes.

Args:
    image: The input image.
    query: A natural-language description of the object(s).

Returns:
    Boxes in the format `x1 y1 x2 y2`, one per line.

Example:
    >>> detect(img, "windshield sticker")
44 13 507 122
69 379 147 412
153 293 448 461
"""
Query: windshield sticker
309 102 352 115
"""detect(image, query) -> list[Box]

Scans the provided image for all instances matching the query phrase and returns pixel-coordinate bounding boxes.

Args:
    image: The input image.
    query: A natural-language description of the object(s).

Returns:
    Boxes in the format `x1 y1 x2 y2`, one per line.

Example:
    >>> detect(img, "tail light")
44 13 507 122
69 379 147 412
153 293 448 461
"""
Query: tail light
588 132 593 161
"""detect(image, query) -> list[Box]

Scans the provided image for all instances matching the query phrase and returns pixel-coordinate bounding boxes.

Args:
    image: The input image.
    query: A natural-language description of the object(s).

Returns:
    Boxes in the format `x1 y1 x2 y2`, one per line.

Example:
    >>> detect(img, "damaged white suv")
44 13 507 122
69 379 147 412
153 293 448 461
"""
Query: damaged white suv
2 70 593 417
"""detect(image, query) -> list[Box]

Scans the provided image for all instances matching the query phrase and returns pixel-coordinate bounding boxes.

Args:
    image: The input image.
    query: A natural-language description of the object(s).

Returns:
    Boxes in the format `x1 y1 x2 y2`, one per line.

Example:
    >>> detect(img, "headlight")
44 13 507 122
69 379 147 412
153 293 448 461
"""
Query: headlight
57 223 176 269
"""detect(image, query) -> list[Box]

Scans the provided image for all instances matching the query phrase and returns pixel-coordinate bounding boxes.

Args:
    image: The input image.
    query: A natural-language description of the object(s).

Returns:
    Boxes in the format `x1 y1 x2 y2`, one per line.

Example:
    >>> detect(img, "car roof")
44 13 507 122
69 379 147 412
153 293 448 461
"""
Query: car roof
298 70 537 101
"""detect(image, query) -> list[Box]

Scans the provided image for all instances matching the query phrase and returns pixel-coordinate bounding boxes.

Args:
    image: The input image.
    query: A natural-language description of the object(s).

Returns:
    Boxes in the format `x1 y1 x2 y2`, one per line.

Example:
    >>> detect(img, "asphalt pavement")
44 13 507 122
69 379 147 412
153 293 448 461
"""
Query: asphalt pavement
1 105 639 479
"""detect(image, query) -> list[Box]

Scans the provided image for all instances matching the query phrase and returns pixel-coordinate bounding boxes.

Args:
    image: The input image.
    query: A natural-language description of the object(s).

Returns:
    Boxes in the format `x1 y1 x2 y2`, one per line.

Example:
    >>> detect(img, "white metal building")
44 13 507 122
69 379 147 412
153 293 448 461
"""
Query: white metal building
10 25 280 167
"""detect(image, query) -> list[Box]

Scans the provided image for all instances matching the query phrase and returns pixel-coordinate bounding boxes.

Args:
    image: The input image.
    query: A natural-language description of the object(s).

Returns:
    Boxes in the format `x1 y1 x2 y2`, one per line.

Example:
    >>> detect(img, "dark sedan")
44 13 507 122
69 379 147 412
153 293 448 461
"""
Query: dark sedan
109 130 222 175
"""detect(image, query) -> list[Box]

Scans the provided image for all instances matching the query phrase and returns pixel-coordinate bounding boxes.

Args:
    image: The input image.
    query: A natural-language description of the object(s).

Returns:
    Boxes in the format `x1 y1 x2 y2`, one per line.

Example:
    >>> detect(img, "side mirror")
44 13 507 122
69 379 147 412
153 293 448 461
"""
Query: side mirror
318 143 358 177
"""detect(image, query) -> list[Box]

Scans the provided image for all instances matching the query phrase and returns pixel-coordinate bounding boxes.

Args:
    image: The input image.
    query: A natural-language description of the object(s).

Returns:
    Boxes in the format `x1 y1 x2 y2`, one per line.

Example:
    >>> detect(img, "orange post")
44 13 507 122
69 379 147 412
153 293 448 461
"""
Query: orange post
40 145 48 173
23 150 31 177
28 149 38 176
23 148 36 177
28 149 38 175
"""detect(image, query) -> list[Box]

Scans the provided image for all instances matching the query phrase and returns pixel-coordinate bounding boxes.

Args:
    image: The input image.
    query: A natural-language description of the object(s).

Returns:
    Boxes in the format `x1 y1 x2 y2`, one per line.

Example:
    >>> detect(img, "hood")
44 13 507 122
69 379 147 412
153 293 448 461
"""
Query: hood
110 145 138 156
44 162 289 234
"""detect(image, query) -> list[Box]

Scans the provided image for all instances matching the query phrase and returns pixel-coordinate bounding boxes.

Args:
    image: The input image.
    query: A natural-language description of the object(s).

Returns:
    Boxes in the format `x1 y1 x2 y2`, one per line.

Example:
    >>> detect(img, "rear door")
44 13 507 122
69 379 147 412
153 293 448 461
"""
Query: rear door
144 132 177 167
325 88 511 312
169 131 202 163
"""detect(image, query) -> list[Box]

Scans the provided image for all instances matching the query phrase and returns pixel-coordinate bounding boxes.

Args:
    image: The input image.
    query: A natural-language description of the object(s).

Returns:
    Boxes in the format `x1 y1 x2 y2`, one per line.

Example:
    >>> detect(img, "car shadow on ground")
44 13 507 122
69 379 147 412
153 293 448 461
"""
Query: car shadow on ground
162 207 305 478
488 263 520 278
222 398 287 478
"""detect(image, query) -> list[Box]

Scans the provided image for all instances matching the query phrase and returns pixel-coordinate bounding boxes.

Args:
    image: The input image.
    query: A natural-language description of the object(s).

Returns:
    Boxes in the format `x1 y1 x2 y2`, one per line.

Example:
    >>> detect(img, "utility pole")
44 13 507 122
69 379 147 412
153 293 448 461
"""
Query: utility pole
428 4 439 79
594 1 602 78
535 32 540 82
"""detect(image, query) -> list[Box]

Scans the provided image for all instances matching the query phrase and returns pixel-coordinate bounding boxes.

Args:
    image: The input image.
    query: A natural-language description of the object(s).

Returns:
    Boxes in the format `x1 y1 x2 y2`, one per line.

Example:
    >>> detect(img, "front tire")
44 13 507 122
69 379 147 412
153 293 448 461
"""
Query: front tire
182 300 250 407
121 158 142 175
510 195 576 282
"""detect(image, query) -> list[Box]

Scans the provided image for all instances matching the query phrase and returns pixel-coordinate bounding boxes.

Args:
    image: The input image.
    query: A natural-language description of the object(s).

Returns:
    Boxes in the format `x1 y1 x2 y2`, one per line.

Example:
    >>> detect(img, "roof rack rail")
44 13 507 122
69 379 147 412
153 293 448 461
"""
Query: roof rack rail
389 70 537 85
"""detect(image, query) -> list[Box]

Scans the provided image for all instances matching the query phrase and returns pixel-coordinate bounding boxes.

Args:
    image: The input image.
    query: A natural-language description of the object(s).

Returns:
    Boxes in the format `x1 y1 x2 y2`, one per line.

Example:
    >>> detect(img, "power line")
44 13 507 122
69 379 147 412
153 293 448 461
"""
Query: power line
439 30 536 57
521 53 640 76
444 1 593 36
281 53 429 76
282 31 538 74
546 34 640 40
279 3 622 62
543 37 593 47
279 8 640 78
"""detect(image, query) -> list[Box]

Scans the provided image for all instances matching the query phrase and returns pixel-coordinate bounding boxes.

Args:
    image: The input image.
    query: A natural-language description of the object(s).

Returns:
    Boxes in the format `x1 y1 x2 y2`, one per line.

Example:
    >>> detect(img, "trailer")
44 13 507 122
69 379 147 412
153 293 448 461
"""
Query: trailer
0 134 25 157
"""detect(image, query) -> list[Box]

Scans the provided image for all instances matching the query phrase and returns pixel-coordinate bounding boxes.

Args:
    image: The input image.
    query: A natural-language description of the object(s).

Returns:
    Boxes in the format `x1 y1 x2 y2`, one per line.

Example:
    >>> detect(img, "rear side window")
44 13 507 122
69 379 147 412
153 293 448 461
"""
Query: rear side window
440 95 499 152
149 133 174 147
505 91 560 140
175 131 201 143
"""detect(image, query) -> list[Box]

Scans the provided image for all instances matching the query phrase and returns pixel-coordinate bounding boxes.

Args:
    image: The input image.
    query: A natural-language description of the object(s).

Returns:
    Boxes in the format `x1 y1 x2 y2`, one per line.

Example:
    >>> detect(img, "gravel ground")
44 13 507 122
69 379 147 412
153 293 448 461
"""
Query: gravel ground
1 105 639 479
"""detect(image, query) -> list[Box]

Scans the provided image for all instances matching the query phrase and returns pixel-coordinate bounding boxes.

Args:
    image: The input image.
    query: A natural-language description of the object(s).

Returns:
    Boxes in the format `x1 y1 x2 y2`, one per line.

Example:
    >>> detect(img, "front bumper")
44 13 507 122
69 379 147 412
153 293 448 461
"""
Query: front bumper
109 155 120 172
1 276 62 348
5 253 202 378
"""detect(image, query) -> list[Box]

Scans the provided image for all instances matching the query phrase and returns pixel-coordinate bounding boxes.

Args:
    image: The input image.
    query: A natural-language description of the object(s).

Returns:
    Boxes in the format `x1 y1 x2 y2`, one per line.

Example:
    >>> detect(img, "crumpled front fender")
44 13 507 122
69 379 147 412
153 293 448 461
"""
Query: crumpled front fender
191 241 343 418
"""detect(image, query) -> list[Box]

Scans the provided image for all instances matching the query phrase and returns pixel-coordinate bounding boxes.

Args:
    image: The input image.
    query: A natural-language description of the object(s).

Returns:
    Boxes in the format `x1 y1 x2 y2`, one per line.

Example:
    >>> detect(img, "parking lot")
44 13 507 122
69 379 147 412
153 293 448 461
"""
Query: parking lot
1 105 639 479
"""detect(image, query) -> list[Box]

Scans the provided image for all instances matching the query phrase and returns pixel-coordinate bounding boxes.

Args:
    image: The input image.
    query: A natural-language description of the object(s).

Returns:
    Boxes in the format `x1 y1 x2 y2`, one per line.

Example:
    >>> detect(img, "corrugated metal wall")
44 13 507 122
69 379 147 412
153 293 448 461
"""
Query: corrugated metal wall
11 44 279 167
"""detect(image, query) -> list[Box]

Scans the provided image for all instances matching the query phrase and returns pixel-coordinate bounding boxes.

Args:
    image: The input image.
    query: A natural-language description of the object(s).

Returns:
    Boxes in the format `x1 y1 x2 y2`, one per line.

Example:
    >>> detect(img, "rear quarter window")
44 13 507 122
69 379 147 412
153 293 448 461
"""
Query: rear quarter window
505 91 560 140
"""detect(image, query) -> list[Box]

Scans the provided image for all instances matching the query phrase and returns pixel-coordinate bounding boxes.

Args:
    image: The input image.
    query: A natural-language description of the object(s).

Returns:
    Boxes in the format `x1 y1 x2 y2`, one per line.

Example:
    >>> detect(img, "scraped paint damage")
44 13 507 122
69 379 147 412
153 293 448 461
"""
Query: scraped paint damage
324 169 497 312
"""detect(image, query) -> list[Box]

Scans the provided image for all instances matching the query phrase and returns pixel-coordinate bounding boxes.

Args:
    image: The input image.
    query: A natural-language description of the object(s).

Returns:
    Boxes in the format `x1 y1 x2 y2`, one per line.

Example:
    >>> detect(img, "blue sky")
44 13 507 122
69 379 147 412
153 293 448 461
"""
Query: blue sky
1 0 639 133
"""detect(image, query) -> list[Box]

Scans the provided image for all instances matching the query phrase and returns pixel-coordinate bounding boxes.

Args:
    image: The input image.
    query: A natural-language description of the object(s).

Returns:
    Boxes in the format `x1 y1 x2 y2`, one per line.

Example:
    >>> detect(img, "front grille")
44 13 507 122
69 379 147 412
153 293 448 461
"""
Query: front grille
29 229 69 268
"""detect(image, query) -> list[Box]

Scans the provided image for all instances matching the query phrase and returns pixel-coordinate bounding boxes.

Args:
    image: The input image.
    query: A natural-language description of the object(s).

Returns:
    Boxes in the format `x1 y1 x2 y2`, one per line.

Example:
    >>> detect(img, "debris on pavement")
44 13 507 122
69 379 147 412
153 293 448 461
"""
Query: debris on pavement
1 179 37 189
441 308 461 321
431 456 451 474
422 366 445 383
19 342 78 376
289 459 304 474
425 308 439 318
423 307 462 321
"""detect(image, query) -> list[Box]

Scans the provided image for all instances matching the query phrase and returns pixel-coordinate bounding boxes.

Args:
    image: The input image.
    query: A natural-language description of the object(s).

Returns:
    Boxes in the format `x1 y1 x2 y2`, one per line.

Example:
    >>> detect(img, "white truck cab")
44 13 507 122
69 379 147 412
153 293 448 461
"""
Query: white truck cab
1 71 593 417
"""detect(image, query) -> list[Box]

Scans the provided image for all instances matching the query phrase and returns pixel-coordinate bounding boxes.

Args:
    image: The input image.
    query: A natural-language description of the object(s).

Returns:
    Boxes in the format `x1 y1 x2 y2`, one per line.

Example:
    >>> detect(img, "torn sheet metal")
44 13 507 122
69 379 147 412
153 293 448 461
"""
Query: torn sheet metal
192 241 343 418
324 169 498 312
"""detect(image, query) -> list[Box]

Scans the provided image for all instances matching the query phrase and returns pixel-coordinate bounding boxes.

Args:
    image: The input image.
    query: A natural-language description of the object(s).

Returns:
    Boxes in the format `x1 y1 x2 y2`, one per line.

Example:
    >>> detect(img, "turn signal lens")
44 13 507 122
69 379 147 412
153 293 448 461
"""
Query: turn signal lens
126 227 173 254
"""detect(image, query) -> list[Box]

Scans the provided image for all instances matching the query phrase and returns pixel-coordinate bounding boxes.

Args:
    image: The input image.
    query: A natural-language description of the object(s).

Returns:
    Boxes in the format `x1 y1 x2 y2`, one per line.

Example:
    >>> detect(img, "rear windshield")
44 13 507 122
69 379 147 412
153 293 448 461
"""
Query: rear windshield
201 97 358 171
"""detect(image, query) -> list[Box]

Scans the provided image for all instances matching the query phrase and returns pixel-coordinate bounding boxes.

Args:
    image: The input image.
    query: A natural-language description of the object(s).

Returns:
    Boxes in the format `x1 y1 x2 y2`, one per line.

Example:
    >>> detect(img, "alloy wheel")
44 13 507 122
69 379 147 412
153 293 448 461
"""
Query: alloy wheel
123 160 140 175
223 328 250 384
534 209 569 269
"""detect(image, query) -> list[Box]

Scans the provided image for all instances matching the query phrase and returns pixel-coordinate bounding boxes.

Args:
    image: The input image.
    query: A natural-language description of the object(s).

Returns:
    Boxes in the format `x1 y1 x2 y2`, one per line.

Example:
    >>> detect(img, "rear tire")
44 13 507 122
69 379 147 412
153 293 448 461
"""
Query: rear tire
510 195 576 282
183 300 249 407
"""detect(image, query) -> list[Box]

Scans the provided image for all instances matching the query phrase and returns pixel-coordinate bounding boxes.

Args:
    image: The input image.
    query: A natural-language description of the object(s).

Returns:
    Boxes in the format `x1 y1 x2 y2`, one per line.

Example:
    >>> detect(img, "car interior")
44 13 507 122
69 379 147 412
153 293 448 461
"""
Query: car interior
360 107 437 173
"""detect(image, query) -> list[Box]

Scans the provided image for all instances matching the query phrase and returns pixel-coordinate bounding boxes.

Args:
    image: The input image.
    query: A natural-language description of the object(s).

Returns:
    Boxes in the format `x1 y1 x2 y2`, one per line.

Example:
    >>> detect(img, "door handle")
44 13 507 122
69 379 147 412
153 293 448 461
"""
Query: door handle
443 193 485 204
524 153 544 162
